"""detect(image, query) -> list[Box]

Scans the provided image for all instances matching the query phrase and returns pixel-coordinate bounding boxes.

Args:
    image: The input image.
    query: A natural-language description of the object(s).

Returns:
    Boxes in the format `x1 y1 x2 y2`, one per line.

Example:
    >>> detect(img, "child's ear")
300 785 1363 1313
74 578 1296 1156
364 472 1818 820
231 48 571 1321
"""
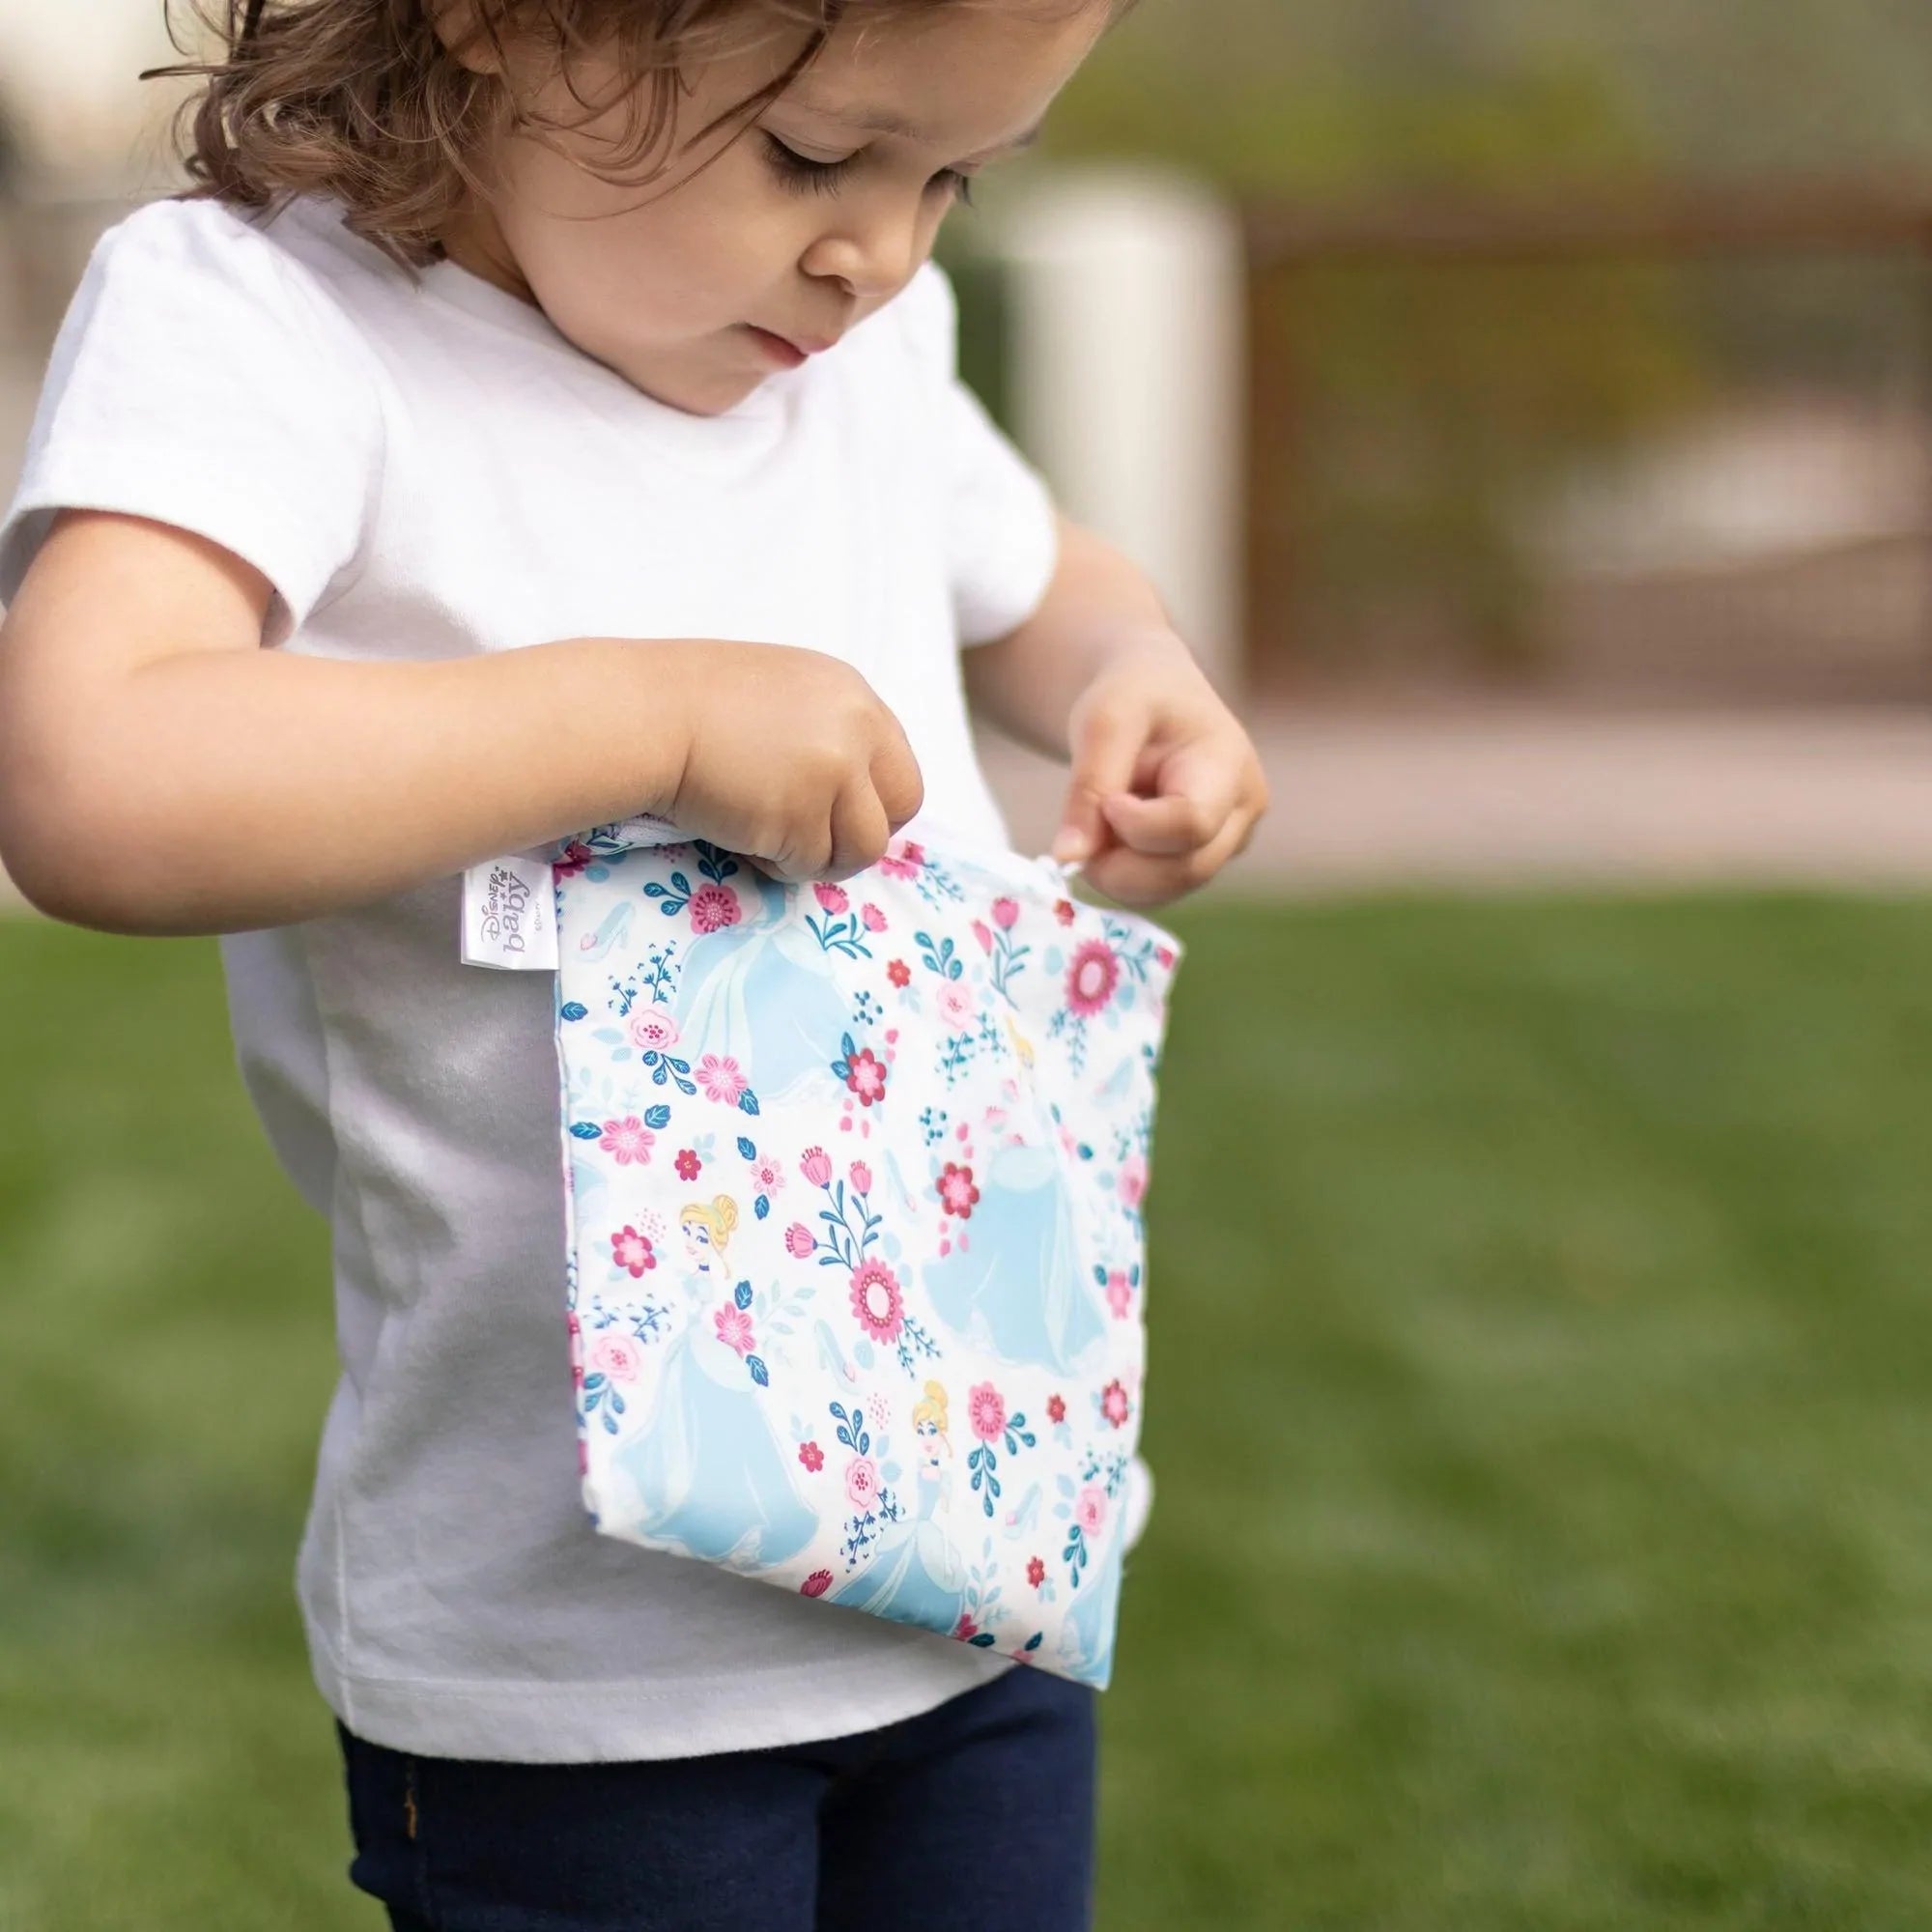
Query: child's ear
425 0 508 74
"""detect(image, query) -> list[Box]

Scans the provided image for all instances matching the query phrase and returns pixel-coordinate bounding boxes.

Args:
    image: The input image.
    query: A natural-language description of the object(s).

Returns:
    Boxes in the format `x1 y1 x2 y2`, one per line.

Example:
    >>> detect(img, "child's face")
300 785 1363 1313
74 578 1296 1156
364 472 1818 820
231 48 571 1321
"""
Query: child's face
440 2 1112 417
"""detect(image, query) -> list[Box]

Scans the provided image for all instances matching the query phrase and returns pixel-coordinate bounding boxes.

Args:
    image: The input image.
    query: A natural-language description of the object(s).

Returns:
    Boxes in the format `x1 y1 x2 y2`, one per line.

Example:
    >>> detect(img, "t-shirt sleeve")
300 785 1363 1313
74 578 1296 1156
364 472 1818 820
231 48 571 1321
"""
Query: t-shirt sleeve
897 258 1062 648
0 198 384 645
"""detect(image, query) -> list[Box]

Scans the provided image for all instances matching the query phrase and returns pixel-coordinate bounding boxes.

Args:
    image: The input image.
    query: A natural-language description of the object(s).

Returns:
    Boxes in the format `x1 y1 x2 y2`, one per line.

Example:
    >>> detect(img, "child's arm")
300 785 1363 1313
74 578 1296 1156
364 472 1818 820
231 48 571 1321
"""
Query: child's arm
961 511 1268 906
0 510 922 936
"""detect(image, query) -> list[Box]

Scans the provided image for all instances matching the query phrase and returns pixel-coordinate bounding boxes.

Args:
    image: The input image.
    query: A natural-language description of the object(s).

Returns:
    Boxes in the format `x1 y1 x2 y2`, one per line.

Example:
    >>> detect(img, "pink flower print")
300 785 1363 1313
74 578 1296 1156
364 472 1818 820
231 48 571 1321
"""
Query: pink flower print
1066 939 1120 1017
784 1221 815 1259
1027 1555 1046 1589
599 1116 655 1165
752 1155 784 1195
1157 945 1178 969
845 1456 880 1508
861 902 887 932
1100 1379 1131 1429
611 1226 658 1278
689 883 741 934
675 1149 701 1181
799 1440 825 1473
843 1047 888 1108
801 1568 834 1598
887 959 911 988
968 1382 1007 1443
1076 1486 1108 1534
992 896 1020 929
813 882 850 915
628 1008 681 1053
849 1260 904 1345
972 920 993 953
554 840 596 879
714 1305 755 1356
1046 1393 1066 1424
937 1162 979 1219
953 1612 980 1642
1106 1269 1133 1319
589 1334 642 1382
697 1055 748 1106
801 1146 834 1188
878 838 924 879
1055 898 1076 926
936 982 975 1032
841 1164 872 1203
1119 1153 1149 1209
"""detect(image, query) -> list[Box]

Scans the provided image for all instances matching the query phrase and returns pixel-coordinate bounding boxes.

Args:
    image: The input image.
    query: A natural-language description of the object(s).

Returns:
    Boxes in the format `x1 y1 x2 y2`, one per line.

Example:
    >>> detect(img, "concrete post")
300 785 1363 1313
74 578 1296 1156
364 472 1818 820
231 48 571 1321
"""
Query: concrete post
997 164 1249 700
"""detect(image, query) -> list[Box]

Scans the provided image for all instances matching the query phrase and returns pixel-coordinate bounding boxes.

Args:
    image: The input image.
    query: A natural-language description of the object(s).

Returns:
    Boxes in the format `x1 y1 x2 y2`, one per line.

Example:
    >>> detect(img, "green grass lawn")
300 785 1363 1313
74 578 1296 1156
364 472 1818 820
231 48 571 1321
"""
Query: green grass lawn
5 897 1932 1929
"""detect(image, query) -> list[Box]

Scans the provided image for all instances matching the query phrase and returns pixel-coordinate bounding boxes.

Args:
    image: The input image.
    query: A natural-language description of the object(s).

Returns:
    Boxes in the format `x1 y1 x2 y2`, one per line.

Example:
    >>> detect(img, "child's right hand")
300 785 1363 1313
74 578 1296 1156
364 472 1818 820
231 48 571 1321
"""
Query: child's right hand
653 640 925 885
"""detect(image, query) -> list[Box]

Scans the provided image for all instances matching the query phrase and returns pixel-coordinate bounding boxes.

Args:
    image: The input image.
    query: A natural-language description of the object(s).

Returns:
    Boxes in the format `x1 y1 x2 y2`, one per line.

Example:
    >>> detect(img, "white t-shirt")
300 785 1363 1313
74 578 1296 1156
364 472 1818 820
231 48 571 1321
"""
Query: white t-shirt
0 193 1092 1762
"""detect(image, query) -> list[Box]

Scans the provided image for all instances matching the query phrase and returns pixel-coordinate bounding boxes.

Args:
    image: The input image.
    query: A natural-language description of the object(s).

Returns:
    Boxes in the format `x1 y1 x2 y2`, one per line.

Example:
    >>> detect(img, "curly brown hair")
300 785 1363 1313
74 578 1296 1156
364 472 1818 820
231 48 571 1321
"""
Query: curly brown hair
147 0 1122 270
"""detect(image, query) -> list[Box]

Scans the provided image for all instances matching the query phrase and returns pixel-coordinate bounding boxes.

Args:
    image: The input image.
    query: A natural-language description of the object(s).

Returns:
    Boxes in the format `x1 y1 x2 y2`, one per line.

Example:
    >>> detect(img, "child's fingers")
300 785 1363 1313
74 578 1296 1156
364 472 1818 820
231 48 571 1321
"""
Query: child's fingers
1054 695 1153 865
1113 781 1229 858
1079 808 1257 906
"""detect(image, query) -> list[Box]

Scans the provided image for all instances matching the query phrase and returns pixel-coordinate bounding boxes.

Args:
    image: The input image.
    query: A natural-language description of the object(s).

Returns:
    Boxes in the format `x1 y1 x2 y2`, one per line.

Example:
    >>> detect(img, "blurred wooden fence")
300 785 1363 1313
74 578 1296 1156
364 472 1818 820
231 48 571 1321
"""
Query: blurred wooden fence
1241 181 1932 701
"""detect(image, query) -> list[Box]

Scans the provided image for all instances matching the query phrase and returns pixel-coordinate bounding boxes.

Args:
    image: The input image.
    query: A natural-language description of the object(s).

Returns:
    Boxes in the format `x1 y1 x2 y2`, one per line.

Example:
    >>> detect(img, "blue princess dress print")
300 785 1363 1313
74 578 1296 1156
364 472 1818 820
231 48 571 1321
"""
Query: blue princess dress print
922 1140 1107 1375
830 1404 969 1634
613 1251 819 1569
672 868 853 1108
545 820 1182 1688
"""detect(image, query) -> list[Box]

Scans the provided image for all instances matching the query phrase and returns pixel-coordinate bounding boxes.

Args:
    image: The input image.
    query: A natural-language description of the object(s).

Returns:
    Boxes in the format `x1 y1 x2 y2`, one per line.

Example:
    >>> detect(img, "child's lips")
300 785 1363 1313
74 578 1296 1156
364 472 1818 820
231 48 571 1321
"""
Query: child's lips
743 324 839 364
742 325 808 366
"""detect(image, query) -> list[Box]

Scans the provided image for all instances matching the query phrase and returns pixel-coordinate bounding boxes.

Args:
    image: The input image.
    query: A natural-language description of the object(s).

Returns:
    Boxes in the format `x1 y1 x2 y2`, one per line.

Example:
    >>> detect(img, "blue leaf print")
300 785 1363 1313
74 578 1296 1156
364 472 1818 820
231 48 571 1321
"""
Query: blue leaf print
734 1280 753 1311
738 1091 761 1117
737 1136 757 1161
1023 1632 1043 1652
643 1105 672 1130
754 1195 771 1221
748 1355 770 1388
568 1122 604 1141
560 1001 588 1022
969 1632 997 1648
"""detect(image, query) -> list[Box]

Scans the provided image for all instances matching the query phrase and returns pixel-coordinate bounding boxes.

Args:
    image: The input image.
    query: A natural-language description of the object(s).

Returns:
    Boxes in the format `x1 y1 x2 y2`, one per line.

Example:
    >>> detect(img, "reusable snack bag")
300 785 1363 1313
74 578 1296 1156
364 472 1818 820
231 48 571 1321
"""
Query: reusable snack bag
472 819 1180 1688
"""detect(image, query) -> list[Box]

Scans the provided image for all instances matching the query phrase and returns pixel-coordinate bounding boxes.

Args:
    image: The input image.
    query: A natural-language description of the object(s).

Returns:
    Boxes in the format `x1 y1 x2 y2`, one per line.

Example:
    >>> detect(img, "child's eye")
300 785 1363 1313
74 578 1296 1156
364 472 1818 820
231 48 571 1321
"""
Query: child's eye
761 134 976 209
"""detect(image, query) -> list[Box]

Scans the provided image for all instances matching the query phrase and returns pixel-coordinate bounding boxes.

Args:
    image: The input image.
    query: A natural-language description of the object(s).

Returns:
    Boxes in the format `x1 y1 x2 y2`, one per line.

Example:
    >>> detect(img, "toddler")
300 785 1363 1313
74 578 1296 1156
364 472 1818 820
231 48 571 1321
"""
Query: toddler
0 0 1267 1925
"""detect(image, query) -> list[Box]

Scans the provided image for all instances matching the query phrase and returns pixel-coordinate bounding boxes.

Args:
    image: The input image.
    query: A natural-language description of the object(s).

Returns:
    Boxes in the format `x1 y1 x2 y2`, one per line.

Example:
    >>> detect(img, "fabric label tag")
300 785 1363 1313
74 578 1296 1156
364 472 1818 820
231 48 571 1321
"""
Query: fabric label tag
461 854 559 972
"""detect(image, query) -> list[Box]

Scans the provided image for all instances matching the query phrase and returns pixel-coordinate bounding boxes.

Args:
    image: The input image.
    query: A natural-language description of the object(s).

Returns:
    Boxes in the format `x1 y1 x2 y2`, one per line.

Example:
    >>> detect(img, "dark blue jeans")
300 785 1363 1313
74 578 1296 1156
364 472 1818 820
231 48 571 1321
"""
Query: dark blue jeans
337 1662 1097 1931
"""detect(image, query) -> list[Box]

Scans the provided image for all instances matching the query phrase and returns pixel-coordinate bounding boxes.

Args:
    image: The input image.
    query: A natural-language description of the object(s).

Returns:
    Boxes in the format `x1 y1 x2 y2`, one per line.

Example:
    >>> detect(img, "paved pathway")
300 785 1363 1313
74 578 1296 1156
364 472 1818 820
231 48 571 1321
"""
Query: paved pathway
975 701 1932 898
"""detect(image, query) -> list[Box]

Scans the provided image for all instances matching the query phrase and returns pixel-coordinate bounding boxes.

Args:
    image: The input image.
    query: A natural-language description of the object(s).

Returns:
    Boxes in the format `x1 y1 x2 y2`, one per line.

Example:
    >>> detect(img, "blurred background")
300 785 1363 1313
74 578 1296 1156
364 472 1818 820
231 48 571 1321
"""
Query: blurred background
5 2 1932 1926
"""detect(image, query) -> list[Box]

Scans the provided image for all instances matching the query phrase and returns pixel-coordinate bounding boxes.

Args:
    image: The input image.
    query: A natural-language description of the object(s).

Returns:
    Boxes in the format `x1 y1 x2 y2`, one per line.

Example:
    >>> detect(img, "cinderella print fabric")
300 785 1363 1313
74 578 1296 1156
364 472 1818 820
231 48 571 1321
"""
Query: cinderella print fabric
547 819 1182 1688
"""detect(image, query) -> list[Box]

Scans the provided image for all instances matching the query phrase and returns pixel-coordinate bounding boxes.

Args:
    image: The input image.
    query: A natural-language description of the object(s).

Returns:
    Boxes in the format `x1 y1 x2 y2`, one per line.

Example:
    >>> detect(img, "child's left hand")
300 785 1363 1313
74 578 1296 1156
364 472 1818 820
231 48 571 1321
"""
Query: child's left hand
1050 629 1270 907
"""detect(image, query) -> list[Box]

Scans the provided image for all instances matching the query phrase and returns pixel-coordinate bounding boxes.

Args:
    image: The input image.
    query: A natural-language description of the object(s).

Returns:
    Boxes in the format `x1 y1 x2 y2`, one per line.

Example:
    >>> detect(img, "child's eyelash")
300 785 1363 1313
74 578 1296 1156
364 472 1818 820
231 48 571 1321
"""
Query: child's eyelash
761 134 975 209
